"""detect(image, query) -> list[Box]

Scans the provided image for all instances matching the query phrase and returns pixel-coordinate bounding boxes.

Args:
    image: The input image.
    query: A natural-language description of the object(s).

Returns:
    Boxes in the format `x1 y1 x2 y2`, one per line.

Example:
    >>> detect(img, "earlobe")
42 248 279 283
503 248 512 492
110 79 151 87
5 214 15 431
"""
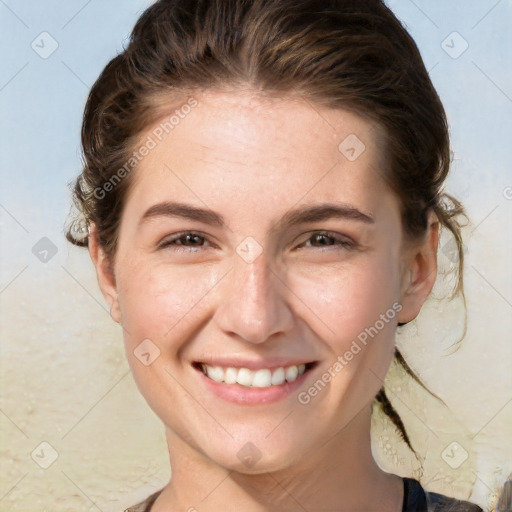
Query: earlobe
397 210 440 324
88 223 122 324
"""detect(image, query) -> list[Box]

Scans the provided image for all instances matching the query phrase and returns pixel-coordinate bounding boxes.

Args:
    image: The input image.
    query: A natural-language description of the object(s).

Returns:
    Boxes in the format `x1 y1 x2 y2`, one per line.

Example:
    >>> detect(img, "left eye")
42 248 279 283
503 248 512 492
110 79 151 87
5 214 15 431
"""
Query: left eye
297 232 355 251
158 232 211 251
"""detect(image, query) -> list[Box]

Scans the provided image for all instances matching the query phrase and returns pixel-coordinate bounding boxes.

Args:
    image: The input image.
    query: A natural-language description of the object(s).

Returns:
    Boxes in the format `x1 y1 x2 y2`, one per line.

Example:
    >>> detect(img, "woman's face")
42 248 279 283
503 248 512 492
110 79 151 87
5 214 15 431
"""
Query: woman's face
92 90 436 473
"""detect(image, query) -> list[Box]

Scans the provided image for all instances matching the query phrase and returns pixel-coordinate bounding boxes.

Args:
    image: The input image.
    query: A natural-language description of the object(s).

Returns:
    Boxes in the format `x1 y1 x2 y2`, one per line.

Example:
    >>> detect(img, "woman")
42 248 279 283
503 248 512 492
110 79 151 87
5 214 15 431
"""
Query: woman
66 1 484 510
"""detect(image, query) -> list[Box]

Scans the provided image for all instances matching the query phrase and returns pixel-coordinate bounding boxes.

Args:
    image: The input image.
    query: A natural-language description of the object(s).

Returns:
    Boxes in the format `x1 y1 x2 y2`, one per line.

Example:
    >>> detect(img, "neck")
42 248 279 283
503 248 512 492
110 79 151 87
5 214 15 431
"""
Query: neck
152 405 403 512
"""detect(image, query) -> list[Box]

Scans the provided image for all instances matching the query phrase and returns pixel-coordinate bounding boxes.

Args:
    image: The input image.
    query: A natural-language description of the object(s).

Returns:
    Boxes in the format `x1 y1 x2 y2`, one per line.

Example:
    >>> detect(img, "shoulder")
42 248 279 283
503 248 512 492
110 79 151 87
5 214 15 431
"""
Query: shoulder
123 488 164 512
403 477 483 512
427 490 484 512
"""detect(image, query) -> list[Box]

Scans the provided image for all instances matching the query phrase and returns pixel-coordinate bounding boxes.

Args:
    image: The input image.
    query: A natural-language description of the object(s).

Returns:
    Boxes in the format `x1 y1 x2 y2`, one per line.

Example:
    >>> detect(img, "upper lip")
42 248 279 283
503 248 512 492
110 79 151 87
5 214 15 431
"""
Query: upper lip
193 357 318 371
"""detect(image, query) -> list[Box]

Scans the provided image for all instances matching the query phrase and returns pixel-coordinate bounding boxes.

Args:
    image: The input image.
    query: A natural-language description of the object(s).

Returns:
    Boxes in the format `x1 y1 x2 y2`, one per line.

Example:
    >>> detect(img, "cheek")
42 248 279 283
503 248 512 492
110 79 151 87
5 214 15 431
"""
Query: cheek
116 262 224 346
291 258 401 407
292 256 401 345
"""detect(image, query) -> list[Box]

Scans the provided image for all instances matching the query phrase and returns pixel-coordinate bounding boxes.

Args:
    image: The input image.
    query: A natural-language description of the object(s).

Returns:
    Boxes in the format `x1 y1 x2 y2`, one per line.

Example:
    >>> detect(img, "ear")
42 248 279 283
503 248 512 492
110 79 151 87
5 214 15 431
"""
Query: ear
88 223 122 324
397 209 440 324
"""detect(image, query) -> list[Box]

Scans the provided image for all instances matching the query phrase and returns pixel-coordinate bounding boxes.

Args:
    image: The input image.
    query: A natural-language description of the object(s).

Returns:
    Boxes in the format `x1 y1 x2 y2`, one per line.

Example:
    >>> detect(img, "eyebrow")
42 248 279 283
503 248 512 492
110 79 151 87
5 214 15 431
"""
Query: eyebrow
138 200 375 231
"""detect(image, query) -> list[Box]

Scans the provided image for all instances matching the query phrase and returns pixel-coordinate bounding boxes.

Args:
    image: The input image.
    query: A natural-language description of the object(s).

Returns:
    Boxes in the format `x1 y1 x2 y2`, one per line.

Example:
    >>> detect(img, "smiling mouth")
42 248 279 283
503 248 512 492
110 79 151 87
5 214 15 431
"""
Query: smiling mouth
193 362 317 388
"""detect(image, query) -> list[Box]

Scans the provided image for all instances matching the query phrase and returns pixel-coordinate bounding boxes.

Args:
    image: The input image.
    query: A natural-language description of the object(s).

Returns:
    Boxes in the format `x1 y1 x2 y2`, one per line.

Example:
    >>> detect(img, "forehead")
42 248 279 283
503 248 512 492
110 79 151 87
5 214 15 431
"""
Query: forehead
124 89 393 224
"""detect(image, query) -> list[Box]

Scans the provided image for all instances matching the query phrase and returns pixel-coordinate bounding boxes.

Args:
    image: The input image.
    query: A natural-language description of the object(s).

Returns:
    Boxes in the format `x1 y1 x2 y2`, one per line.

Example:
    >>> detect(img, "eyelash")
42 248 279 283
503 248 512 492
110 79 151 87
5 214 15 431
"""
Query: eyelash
297 232 356 251
157 231 356 252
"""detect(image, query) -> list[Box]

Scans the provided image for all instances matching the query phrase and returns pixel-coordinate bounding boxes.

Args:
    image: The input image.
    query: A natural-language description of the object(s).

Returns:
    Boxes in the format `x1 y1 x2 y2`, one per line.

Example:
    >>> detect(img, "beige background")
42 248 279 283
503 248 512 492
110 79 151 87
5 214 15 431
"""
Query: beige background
1 1 511 511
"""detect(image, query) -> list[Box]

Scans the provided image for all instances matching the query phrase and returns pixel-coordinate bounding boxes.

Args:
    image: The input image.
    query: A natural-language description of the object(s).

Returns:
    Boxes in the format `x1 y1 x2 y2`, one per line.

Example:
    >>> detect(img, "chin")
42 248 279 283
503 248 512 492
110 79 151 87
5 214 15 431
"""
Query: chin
195 429 315 475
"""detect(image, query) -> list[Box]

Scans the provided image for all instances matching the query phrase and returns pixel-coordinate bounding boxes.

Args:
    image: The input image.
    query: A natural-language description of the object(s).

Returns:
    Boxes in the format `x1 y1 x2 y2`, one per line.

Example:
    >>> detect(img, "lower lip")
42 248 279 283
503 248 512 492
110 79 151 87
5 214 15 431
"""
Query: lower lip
195 367 313 405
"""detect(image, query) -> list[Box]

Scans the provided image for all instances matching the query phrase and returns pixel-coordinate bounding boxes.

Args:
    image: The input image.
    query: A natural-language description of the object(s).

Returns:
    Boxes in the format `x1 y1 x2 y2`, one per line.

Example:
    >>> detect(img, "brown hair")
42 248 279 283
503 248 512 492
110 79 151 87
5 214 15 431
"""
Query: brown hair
66 0 468 457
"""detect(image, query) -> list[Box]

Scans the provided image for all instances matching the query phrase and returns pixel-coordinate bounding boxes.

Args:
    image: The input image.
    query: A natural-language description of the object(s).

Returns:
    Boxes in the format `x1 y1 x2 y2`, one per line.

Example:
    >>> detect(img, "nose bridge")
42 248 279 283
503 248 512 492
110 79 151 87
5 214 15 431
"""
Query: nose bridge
214 250 293 344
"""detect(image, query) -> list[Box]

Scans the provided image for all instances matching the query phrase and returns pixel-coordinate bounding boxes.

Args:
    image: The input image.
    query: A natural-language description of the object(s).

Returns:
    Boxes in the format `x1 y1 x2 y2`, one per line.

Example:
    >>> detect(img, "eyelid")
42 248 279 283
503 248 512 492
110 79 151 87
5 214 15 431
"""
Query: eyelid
294 230 357 250
157 231 215 250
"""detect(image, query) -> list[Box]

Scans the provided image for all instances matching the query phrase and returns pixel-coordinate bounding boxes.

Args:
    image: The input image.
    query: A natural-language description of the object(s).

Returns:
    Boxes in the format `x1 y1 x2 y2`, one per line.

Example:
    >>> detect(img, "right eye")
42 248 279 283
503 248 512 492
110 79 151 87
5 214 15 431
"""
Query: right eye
158 231 214 252
295 231 357 252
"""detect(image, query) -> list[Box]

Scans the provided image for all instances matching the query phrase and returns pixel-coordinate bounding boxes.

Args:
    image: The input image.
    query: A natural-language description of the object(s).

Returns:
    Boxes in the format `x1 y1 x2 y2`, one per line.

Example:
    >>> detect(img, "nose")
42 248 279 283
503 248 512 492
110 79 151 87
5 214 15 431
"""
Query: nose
213 251 294 344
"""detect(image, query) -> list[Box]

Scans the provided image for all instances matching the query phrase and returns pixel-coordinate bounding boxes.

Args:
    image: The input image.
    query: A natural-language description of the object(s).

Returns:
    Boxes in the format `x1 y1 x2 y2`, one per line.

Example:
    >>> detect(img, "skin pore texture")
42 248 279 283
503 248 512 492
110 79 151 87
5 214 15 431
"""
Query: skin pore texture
88 89 440 512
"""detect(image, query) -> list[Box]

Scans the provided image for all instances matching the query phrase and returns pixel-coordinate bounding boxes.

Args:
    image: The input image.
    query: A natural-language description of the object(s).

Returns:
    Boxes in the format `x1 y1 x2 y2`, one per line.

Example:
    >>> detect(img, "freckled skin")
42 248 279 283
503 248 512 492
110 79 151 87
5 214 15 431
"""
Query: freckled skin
89 90 439 511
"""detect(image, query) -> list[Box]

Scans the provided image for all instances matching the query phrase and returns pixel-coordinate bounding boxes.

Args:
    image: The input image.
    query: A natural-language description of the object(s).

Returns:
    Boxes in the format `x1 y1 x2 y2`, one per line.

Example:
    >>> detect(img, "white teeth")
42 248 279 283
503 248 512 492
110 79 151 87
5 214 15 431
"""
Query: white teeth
285 365 298 382
236 368 253 387
200 363 309 388
224 367 238 385
252 369 272 388
271 367 285 386
206 365 224 383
